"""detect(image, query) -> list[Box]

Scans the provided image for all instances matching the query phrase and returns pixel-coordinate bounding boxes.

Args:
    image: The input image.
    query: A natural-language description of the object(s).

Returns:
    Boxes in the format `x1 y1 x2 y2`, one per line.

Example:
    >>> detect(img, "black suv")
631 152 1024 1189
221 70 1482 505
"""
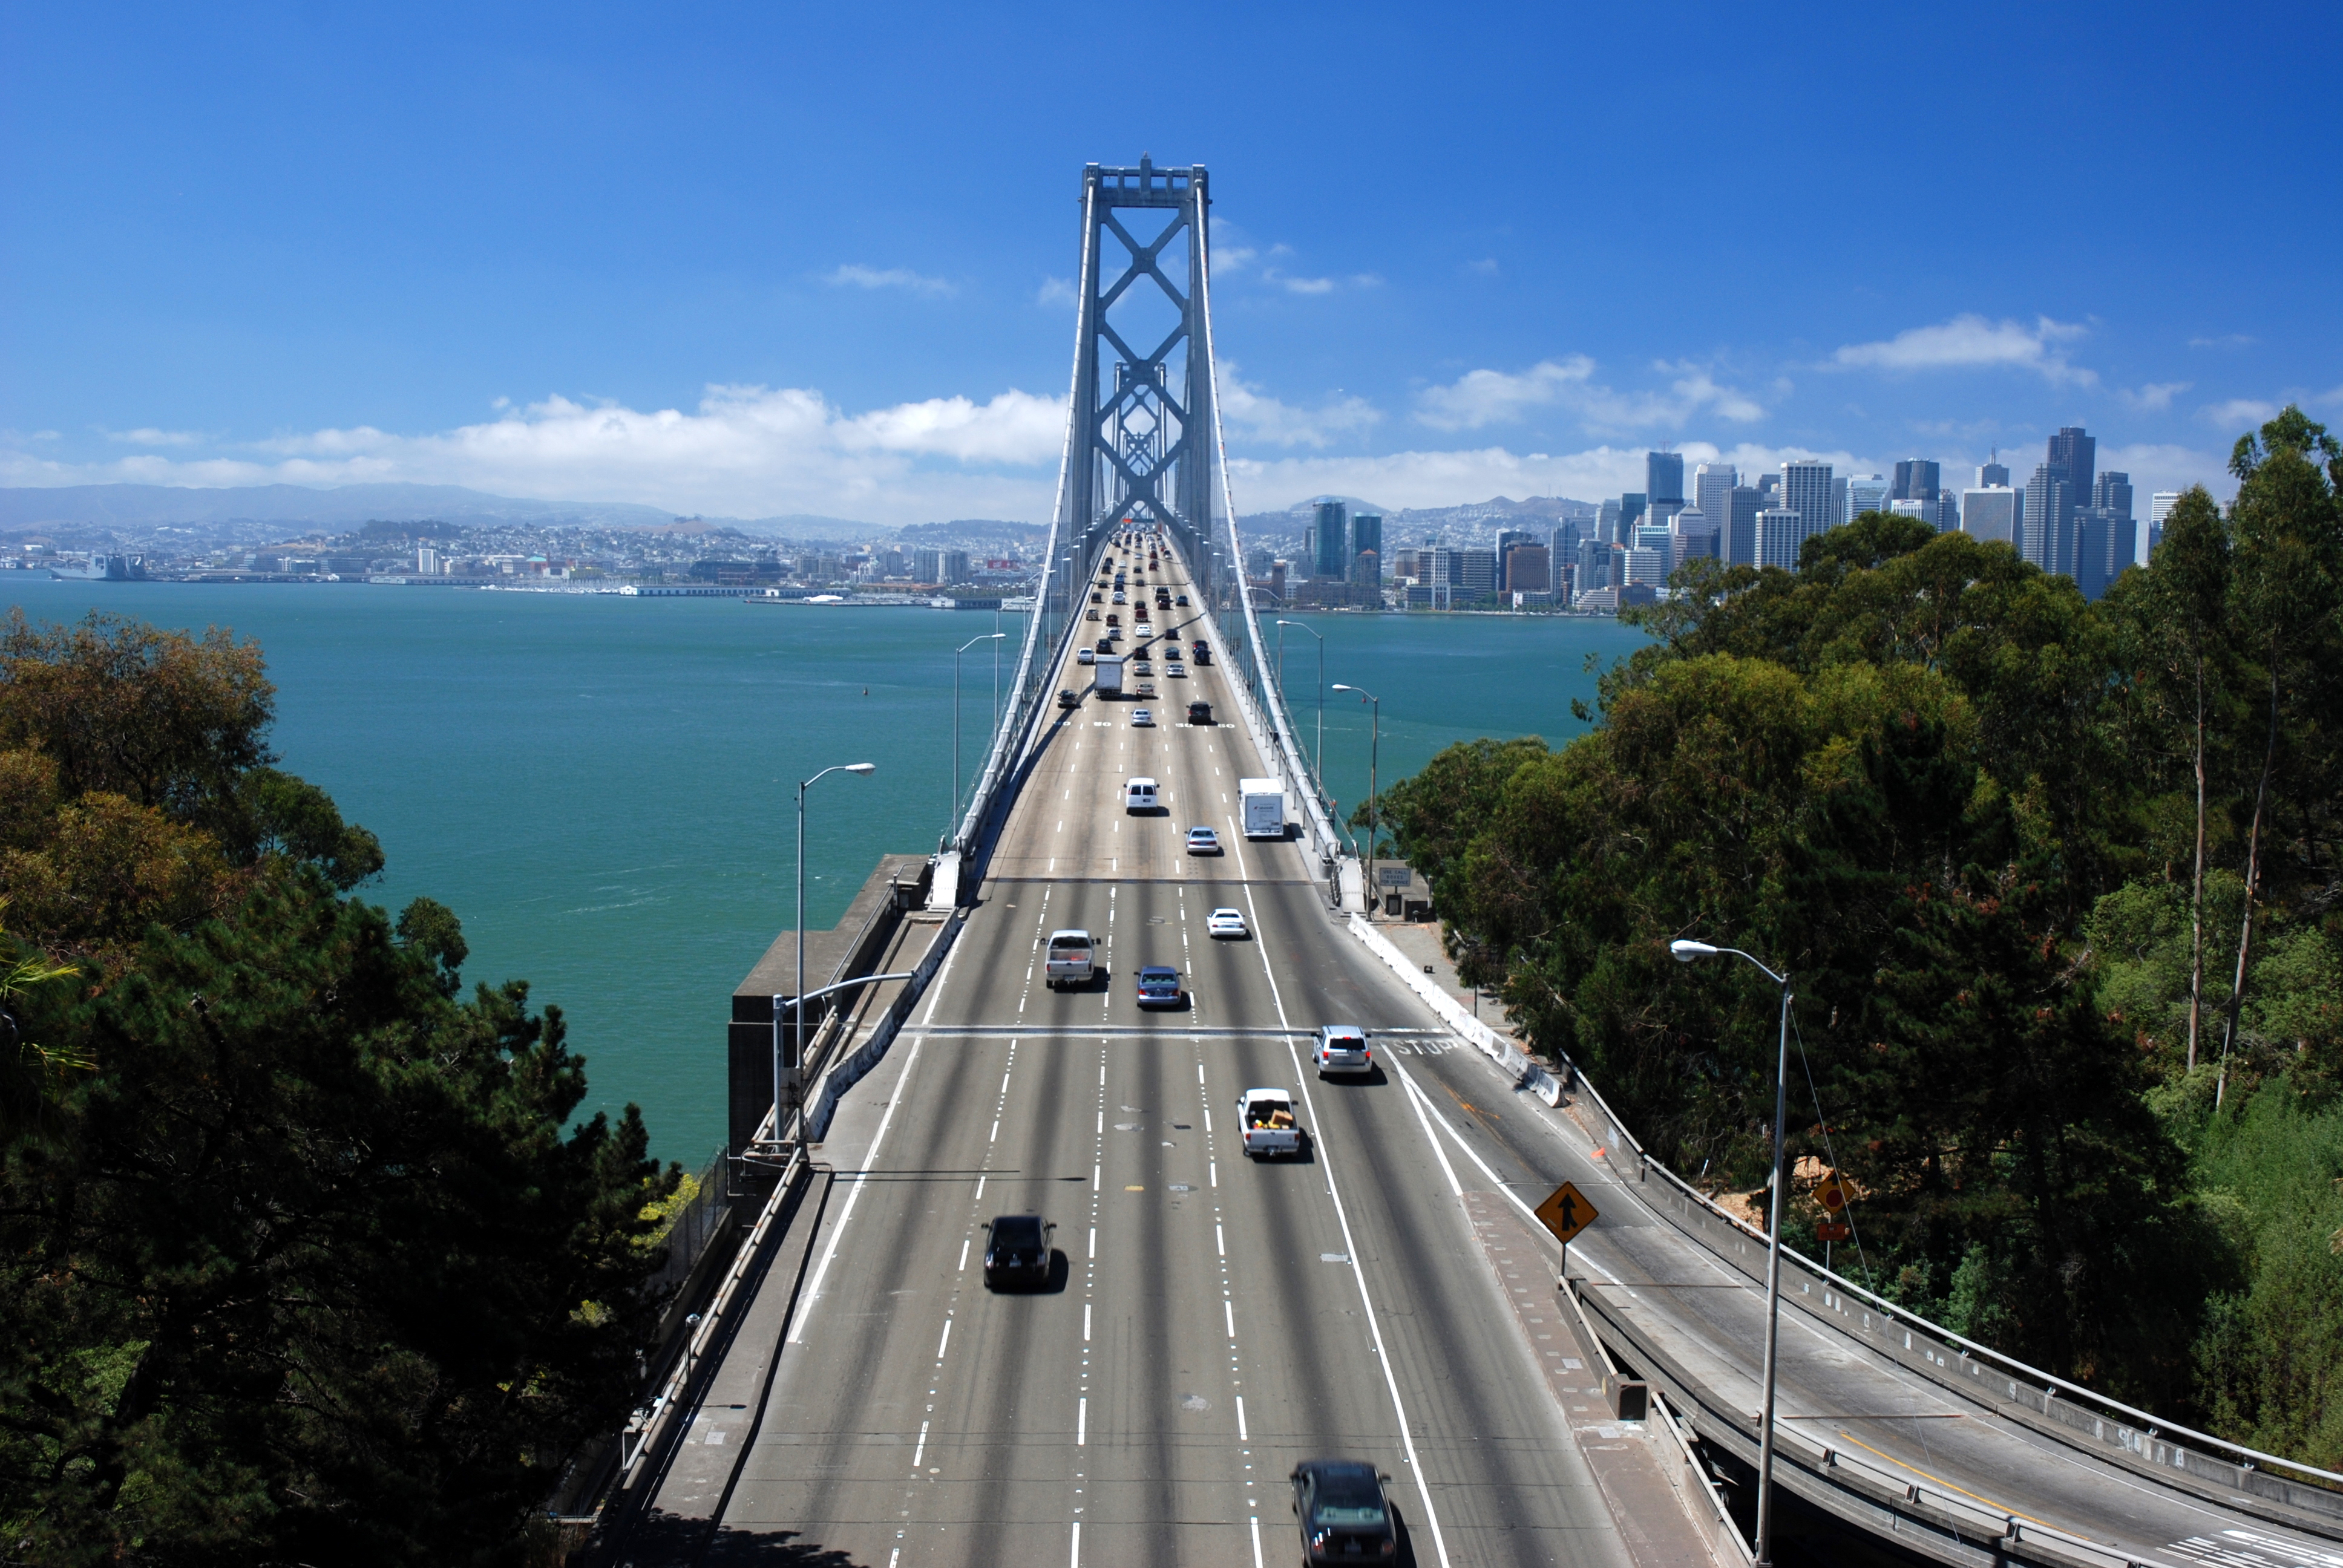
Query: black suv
981 1215 1054 1290
1291 1460 1397 1561
1187 701 1213 725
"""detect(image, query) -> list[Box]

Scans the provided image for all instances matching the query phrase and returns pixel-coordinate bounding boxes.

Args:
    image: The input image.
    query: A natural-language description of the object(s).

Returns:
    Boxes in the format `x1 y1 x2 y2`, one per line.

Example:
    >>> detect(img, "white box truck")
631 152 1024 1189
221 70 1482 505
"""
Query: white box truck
1094 654 1126 698
1239 778 1286 840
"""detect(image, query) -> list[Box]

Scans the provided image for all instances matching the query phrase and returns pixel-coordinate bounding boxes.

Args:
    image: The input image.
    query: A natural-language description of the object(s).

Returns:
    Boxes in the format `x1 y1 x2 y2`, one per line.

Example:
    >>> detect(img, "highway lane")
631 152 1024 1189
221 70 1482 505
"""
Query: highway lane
669 536 1636 1567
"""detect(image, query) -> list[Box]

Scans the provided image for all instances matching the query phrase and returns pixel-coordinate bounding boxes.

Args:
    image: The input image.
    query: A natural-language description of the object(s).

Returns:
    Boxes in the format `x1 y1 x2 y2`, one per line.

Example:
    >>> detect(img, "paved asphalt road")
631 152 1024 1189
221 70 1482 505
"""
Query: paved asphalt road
641 540 1640 1567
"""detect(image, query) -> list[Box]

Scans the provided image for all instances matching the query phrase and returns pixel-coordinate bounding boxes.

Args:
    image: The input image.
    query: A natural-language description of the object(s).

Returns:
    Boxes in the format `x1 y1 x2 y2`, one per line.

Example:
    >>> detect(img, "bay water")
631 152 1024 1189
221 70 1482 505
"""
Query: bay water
5 577 1643 1160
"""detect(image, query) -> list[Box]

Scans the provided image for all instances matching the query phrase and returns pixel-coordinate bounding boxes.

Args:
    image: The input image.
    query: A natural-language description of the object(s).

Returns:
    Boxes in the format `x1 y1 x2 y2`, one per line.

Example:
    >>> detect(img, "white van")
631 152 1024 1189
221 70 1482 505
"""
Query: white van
1124 777 1159 814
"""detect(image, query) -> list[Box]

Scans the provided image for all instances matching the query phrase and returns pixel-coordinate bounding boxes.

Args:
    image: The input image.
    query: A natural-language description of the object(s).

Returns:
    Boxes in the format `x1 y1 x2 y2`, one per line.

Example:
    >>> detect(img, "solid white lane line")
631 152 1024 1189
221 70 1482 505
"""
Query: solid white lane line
1390 1059 1625 1287
788 1033 928 1344
1400 1072 1466 1198
1249 1517 1263 1568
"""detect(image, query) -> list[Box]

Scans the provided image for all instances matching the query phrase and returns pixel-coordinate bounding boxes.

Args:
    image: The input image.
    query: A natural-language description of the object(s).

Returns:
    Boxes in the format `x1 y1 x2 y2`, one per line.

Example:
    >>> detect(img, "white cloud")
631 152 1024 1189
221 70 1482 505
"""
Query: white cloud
1414 357 1765 436
2200 397 2278 428
2120 382 2192 412
2187 334 2255 349
2099 441 2230 503
103 426 203 446
1830 314 2097 387
1037 276 1078 307
2 384 1067 526
823 264 956 298
1215 365 1380 449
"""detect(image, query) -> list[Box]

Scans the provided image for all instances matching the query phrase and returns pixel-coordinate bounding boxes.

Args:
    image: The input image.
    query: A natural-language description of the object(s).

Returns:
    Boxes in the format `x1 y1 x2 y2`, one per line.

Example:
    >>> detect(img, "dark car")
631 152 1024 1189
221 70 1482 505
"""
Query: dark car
1057 689 1080 710
1187 701 1214 725
1291 1460 1397 1562
1135 965 1182 1008
1191 640 1211 664
982 1214 1054 1289
1097 637 1115 654
1175 593 1190 606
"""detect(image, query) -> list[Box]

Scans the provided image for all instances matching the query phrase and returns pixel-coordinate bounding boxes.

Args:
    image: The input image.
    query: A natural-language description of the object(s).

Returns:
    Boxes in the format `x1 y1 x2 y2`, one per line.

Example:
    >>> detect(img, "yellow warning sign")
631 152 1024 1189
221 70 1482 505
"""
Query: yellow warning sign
1534 1181 1599 1246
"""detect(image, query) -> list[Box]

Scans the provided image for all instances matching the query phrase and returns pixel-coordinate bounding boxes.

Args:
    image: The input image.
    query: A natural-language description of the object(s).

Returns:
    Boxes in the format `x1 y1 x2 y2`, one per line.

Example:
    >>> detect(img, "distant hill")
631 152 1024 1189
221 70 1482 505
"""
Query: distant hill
0 482 689 532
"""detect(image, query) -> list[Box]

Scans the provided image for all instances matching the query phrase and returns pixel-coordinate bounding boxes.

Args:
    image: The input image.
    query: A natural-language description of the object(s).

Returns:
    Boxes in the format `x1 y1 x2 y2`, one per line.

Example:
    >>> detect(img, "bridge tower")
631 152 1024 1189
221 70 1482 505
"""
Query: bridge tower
1055 157 1225 608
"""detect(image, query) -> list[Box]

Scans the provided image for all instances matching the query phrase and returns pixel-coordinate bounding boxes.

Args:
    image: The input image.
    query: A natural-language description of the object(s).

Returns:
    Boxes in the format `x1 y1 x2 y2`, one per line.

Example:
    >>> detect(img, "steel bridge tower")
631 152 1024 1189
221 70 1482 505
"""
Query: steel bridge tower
1053 157 1224 608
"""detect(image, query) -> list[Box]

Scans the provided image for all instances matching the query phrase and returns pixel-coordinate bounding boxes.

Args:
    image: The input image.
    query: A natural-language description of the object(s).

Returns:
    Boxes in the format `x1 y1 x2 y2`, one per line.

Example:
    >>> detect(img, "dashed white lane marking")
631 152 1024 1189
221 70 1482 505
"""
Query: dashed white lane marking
911 1420 929 1468
934 1318 951 1361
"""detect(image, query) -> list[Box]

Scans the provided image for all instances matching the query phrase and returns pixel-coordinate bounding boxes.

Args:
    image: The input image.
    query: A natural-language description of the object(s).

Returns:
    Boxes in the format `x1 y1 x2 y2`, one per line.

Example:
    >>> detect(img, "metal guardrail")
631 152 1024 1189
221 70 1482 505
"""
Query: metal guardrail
1547 1044 2343 1504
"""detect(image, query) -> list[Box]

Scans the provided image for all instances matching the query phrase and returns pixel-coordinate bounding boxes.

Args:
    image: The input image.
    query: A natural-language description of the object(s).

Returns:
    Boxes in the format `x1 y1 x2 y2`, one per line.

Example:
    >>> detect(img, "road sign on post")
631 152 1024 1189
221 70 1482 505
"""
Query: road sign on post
1535 1180 1599 1284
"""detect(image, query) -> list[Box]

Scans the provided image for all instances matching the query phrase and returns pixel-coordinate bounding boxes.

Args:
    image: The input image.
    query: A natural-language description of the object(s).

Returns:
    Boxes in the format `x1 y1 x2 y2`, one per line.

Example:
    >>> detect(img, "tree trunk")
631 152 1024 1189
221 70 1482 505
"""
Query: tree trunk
2187 653 2206 1071
2218 661 2281 1105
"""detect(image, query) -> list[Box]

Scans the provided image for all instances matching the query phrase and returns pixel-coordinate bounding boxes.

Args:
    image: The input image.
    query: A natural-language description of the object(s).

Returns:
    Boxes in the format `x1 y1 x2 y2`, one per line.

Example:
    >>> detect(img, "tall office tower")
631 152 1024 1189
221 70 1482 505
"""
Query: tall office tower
1624 547 1667 587
1693 462 1738 535
2074 507 2136 600
1621 492 1648 530
1781 460 1835 541
1890 459 1941 501
2093 472 2132 521
1349 549 1381 589
914 546 943 583
1668 508 1716 570
2024 465 2074 574
1548 521 1582 564
1961 486 2019 544
1494 529 1533 589
1647 451 1685 509
1245 545 1274 578
1757 472 1781 503
1596 498 1622 546
1830 475 1848 525
1845 474 1892 521
1725 486 1761 566
1311 500 1350 579
416 547 439 575
1978 452 2010 489
1503 543 1551 594
1938 488 1962 531
1889 498 1932 521
2048 428 2096 514
1757 506 1806 570
1351 511 1384 572
939 549 971 586
1458 550 1497 596
1577 538 1613 593
2149 491 2181 557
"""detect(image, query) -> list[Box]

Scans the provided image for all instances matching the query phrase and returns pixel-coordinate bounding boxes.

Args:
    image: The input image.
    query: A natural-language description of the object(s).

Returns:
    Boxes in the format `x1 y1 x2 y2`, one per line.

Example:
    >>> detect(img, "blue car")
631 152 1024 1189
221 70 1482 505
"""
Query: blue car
1136 965 1182 1008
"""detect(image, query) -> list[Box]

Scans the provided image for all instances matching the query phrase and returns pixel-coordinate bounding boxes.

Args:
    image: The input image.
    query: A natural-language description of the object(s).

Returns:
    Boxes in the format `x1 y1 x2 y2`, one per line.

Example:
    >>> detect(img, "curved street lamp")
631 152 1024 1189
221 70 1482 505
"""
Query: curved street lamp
952 632 1008 841
1274 618 1326 783
1670 937 1792 1567
788 762 877 1142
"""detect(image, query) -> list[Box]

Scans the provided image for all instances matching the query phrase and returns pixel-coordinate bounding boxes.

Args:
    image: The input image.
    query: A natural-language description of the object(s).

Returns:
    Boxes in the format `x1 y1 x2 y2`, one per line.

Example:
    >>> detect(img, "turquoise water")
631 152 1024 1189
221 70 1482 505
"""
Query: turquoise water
4 578 1641 1159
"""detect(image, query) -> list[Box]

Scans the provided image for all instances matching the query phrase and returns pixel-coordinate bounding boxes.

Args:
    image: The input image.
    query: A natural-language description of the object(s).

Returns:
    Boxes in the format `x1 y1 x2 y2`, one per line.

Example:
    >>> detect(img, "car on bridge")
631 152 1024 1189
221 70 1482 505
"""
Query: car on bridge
1187 701 1214 725
981 1214 1054 1290
1044 930 1095 988
1057 689 1080 710
1133 658 1153 675
1238 1088 1301 1157
1186 826 1221 855
1206 907 1248 938
1175 593 1190 606
1290 1460 1397 1563
1131 708 1155 727
1135 965 1182 1008
1191 640 1211 664
1124 777 1158 812
1312 1025 1372 1078
1078 648 1095 665
1165 661 1186 678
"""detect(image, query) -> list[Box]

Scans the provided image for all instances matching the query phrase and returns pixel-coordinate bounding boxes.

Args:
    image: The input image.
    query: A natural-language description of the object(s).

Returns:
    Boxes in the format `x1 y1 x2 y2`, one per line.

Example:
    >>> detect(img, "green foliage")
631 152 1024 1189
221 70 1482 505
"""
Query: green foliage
1374 410 2342 1429
0 614 681 1566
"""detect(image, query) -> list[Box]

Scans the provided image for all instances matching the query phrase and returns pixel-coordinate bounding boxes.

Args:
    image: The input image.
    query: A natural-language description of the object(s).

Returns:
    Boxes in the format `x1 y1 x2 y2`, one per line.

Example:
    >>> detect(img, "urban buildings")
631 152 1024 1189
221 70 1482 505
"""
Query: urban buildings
1757 506 1805 570
1892 459 1941 503
1693 462 1737 537
1781 460 1835 543
1351 511 1382 577
1503 542 1551 595
1724 485 1761 567
1961 486 2019 544
1309 500 1349 580
1846 474 1891 523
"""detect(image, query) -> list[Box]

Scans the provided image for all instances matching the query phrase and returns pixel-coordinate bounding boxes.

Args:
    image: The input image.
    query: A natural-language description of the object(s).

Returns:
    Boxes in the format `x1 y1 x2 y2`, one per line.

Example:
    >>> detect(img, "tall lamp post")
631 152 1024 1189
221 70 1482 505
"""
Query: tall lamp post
787 762 877 1143
1332 684 1380 913
952 632 1006 843
1670 937 1792 1566
1274 618 1325 783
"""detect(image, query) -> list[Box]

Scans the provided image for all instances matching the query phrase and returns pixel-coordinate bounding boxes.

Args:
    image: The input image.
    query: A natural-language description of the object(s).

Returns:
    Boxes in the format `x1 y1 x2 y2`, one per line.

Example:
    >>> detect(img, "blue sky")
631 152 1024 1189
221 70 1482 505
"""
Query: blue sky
4 1 2336 524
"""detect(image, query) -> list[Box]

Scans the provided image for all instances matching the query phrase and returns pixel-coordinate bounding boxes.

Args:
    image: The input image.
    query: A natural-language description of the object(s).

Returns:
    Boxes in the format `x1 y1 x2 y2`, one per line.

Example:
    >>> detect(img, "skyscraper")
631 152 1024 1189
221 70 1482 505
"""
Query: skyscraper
2149 491 2182 558
2024 465 2074 574
1351 511 1383 573
1961 486 2018 544
1756 472 1781 503
1978 453 2010 489
1845 474 1892 521
1693 462 1738 537
2092 472 2132 522
1596 498 1622 546
2074 506 2135 599
1621 492 1648 531
1725 486 1761 567
1646 451 1685 509
1892 459 1941 501
1502 543 1550 594
1669 508 1716 570
1312 500 1349 580
1781 460 1835 543
2048 428 2096 514
1757 507 1806 570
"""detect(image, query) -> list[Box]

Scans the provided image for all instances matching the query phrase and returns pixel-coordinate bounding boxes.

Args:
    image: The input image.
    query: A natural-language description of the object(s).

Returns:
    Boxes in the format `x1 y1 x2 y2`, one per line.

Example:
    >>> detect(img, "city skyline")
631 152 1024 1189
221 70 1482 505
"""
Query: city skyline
5 3 2335 526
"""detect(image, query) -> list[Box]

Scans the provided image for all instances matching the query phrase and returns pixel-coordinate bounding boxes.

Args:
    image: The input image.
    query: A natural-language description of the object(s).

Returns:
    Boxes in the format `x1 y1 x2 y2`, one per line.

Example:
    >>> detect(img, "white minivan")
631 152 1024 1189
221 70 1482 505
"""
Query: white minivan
1124 777 1158 814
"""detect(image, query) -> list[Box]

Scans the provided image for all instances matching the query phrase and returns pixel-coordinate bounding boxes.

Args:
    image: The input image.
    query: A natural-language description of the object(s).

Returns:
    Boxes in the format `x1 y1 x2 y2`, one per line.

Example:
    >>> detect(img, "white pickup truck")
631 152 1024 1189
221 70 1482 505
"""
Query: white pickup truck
1045 929 1095 990
1237 1088 1304 1158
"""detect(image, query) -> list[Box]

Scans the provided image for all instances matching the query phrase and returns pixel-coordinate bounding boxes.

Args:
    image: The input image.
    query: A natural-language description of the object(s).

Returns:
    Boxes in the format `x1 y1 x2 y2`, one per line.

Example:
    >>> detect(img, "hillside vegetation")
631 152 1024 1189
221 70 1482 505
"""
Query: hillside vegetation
0 609 682 1565
1368 410 2343 1459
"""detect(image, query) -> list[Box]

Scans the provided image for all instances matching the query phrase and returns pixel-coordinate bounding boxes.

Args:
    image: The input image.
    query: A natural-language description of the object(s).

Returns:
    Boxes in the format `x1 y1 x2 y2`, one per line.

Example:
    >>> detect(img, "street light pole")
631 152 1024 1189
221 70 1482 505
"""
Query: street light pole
788 762 877 1145
952 632 1006 844
1670 938 1792 1566
1276 619 1326 783
1333 684 1380 915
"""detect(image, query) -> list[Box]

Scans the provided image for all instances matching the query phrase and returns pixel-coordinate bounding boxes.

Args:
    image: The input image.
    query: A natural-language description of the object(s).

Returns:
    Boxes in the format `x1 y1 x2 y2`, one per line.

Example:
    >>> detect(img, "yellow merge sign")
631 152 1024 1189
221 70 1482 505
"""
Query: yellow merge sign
1534 1181 1599 1246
